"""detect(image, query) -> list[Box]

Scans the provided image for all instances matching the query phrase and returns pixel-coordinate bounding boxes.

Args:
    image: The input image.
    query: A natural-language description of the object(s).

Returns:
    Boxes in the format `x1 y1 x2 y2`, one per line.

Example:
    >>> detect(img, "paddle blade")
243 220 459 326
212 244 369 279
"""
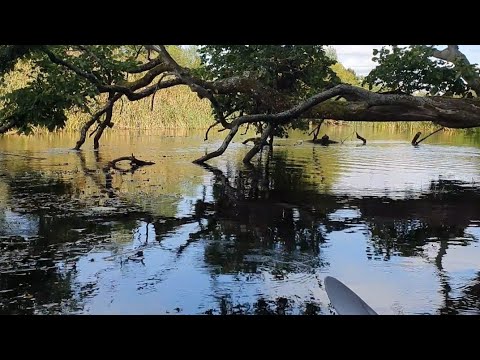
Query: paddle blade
324 276 378 315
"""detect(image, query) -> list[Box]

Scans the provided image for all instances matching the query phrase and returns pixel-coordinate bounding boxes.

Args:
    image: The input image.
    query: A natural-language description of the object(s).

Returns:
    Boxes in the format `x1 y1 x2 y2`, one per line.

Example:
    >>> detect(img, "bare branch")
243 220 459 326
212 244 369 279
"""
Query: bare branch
205 121 220 141
412 127 445 146
74 93 122 150
128 78 183 100
89 122 102 138
127 55 164 74
105 154 155 173
411 132 422 146
193 125 240 164
243 123 274 164
356 132 367 145
147 45 232 129
94 97 115 150
241 123 250 135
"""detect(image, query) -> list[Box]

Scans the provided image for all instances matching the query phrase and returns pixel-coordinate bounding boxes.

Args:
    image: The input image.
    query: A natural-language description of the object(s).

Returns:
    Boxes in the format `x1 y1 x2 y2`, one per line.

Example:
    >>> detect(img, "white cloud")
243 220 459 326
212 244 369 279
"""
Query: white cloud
331 45 382 76
332 45 480 77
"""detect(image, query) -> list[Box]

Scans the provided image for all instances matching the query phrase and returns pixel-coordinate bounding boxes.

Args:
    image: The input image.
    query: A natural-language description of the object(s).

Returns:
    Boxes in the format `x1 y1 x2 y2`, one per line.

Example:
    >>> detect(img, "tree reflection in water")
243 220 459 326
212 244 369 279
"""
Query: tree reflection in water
1 150 480 314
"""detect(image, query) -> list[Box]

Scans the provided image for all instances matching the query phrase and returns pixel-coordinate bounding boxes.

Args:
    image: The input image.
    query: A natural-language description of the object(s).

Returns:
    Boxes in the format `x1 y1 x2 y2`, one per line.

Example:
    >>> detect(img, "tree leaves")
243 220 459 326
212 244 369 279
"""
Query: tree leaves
364 45 471 96
197 45 339 137
0 45 142 133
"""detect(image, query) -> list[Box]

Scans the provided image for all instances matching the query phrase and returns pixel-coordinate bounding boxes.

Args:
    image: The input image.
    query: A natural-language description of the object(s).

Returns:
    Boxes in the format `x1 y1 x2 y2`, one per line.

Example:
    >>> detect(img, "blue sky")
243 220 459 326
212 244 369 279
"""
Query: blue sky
332 45 480 77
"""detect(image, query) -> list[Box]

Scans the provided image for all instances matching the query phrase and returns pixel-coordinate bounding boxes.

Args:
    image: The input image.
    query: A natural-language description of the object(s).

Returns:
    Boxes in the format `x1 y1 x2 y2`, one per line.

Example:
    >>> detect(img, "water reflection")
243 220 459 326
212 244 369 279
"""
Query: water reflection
1 129 480 314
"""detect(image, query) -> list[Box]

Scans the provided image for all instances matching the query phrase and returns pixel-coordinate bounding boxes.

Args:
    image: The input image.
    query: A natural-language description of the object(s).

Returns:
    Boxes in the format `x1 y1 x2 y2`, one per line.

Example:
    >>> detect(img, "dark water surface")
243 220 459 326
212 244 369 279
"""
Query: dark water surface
1 126 480 315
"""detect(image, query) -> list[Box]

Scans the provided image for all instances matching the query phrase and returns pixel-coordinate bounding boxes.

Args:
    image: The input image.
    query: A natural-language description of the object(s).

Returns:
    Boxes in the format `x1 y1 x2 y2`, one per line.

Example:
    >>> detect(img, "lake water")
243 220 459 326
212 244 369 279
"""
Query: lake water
1 125 480 315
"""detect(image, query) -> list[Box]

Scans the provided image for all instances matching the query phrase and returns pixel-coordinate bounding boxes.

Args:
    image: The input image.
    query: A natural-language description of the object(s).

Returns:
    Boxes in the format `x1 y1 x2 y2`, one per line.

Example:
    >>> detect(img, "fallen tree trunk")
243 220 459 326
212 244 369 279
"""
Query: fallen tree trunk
193 84 480 164
4 45 480 154
308 93 480 129
67 47 480 154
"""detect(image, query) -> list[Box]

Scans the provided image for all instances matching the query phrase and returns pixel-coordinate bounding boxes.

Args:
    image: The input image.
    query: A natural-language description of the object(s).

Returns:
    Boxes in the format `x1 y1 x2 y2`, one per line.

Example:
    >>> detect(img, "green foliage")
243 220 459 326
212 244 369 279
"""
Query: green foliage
331 63 360 86
325 46 338 61
167 45 201 68
0 46 212 134
0 46 38 82
197 45 339 136
363 45 472 96
0 45 143 133
199 45 338 98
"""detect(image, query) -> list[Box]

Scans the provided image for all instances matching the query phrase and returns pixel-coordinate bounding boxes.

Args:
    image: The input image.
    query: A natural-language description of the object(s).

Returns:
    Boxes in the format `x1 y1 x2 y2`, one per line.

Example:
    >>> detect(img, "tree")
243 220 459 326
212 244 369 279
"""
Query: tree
1 45 480 164
363 45 477 96
196 45 339 140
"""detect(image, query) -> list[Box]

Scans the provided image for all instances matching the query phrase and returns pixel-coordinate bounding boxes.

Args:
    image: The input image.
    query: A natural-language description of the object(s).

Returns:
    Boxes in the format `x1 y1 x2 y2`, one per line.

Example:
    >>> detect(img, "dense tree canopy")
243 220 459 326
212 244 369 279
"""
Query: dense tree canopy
1 44 480 164
197 45 339 137
363 45 477 96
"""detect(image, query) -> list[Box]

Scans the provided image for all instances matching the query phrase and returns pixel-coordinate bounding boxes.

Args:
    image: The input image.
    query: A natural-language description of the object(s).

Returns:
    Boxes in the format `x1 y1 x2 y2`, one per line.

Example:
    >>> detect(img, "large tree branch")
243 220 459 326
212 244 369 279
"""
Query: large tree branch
192 125 240 164
85 63 173 98
242 123 274 163
147 45 233 129
73 94 122 150
126 54 164 74
432 45 465 63
127 78 184 100
193 84 480 164
229 85 480 129
44 44 284 121
309 92 480 128
93 93 115 150
41 46 174 99
41 46 104 86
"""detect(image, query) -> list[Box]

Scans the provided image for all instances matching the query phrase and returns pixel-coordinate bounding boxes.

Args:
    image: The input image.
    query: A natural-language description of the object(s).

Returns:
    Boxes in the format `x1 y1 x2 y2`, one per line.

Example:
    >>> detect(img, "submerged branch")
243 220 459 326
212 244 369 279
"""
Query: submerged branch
356 132 367 145
193 125 240 164
243 123 274 164
412 127 445 146
308 120 324 141
412 132 422 146
205 121 220 141
105 154 155 173
147 45 232 129
74 94 121 150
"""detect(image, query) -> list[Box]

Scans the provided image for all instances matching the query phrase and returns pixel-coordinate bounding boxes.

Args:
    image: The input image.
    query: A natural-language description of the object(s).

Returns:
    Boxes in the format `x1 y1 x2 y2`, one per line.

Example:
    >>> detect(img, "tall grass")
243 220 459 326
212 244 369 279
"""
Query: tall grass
324 120 465 133
63 45 214 131
62 86 214 132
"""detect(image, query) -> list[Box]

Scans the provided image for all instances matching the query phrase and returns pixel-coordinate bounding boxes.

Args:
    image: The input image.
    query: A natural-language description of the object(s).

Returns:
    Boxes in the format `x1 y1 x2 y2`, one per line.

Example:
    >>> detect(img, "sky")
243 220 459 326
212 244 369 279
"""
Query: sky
332 45 480 77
